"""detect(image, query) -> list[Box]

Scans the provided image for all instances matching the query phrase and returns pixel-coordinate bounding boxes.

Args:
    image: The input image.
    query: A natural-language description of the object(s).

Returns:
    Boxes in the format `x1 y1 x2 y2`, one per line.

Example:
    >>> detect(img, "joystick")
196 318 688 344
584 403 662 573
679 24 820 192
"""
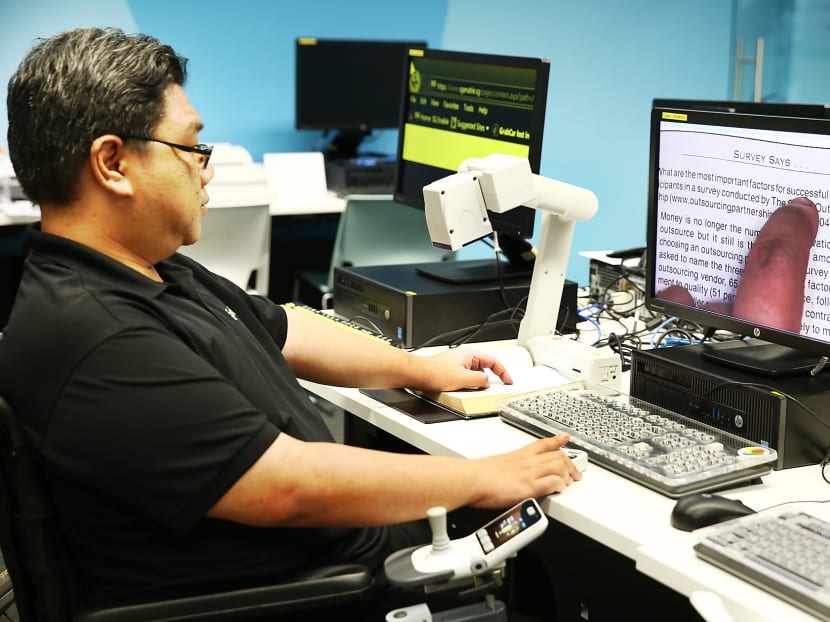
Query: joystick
385 498 548 586
427 506 451 553
383 499 550 621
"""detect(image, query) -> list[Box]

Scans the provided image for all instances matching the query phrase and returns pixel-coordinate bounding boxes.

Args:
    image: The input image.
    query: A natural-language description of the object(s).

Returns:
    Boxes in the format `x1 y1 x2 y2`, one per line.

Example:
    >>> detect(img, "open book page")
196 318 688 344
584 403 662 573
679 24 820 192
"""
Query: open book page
419 345 576 416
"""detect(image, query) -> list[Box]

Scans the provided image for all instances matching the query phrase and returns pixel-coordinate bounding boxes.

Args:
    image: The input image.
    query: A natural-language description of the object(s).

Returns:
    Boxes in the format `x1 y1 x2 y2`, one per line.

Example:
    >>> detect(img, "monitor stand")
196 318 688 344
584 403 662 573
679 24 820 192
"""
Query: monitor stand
698 339 827 377
416 233 535 285
325 129 370 160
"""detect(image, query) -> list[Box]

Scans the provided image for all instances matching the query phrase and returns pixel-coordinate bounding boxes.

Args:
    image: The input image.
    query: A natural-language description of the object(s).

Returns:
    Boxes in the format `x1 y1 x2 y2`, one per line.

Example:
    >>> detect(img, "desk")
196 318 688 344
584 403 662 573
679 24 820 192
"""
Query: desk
0 201 39 226
299 346 827 622
0 194 346 317
269 192 345 217
178 189 347 296
0 202 38 326
637 482 826 622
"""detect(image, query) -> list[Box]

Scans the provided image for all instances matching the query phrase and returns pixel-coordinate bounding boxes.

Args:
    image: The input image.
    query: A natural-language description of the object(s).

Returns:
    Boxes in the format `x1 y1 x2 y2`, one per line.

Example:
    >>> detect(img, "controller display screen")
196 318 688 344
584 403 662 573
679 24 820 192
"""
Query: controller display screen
486 502 538 549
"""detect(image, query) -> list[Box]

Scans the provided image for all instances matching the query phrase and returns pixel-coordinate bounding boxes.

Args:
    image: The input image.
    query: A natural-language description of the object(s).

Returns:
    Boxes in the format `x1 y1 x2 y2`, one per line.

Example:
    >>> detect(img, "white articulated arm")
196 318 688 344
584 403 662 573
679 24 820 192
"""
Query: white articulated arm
519 173 597 345
423 153 598 347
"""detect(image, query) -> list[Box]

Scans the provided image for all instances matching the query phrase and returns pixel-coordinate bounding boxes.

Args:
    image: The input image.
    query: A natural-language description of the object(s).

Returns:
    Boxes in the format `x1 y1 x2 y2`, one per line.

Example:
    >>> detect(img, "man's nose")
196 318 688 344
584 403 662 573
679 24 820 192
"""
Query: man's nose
201 162 215 185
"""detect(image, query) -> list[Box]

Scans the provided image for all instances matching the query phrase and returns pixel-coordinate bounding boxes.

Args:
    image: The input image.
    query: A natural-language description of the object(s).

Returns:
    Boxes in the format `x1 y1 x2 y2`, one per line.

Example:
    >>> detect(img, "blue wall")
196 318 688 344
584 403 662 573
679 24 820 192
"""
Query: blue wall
1 0 737 284
0 0 448 160
126 0 449 159
441 0 734 277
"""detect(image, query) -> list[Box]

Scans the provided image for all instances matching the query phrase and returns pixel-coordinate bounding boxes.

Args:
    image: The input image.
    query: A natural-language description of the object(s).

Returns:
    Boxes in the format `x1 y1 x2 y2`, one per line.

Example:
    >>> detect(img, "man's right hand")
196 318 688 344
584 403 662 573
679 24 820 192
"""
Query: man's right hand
470 434 582 508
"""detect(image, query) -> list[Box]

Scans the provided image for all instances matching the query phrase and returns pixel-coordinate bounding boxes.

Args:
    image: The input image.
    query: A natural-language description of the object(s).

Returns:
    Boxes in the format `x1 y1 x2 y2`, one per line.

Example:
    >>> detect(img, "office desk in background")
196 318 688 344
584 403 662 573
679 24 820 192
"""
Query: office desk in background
0 193 347 324
0 202 39 327
299 343 827 622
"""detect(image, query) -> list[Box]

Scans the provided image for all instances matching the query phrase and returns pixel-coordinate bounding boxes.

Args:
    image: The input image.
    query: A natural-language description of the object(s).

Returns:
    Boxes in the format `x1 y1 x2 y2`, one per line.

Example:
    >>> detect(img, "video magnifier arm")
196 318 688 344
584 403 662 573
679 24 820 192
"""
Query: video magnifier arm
423 153 598 346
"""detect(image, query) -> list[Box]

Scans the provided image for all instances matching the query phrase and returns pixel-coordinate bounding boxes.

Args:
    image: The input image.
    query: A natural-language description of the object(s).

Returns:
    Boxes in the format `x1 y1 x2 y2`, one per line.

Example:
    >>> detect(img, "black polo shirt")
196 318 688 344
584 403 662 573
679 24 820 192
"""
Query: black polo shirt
0 225 389 604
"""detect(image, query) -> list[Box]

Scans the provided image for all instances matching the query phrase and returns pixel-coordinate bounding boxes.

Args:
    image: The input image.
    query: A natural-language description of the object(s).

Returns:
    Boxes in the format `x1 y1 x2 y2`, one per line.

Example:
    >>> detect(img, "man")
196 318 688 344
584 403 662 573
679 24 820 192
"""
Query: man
1 28 580 607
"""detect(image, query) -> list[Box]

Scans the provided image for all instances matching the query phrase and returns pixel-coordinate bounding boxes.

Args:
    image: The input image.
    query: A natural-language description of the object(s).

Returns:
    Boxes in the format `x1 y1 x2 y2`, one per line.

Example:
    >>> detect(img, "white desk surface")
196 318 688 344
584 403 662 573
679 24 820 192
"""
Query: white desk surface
0 201 39 225
637 479 829 622
0 194 345 225
300 379 678 561
299 341 829 622
269 191 345 216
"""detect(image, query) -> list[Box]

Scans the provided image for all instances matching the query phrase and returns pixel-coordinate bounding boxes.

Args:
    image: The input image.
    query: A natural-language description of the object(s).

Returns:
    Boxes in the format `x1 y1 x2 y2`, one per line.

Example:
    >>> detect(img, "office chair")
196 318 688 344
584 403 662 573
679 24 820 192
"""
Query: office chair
176 144 272 295
178 203 271 295
0 394 547 621
0 396 374 621
293 195 455 309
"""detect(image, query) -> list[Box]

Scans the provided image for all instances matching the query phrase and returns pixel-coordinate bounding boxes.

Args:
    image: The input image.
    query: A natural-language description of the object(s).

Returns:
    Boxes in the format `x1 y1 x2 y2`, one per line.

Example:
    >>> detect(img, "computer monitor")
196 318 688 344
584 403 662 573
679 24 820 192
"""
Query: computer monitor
295 38 427 159
645 106 830 375
652 97 830 119
393 48 550 283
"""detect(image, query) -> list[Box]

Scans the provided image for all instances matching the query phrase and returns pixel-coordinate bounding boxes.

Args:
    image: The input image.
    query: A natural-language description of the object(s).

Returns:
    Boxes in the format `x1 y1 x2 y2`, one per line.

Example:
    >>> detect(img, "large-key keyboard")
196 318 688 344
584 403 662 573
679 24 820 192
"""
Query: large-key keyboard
499 383 777 497
283 302 397 346
694 509 830 621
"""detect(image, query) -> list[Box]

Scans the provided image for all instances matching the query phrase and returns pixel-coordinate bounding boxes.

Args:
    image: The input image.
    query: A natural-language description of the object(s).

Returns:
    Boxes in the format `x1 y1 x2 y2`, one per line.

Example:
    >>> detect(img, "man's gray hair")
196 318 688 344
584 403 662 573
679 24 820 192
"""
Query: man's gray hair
6 27 188 205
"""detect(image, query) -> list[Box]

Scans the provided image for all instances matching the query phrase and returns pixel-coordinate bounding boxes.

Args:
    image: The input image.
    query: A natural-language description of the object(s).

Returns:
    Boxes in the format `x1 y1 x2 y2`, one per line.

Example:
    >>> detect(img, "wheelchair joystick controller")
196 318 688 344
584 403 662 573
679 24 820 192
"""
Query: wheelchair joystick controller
427 506 450 553
383 499 549 621
384 498 548 586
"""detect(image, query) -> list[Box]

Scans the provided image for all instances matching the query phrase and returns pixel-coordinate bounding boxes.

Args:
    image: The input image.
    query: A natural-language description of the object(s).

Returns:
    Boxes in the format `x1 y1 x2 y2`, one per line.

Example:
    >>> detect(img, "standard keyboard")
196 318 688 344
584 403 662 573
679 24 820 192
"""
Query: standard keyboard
694 509 830 621
499 383 777 497
284 302 397 345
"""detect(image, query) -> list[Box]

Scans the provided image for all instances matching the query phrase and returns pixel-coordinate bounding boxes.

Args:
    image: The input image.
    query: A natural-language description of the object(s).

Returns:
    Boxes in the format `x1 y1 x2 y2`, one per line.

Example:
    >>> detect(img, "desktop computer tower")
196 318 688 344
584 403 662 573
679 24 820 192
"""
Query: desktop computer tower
332 261 578 348
588 258 645 300
325 156 397 195
629 343 830 469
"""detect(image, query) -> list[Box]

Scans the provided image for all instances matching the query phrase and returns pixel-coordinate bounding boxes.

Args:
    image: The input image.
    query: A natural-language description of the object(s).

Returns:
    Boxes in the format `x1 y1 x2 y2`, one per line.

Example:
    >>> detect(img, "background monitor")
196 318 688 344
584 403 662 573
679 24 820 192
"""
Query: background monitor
652 97 830 119
393 48 550 282
295 37 427 159
645 106 830 375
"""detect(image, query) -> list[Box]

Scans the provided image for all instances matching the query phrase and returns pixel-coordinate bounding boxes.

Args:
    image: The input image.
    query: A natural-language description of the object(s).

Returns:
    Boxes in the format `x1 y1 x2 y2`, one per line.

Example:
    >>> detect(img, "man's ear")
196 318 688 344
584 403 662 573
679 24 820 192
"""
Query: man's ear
89 135 135 197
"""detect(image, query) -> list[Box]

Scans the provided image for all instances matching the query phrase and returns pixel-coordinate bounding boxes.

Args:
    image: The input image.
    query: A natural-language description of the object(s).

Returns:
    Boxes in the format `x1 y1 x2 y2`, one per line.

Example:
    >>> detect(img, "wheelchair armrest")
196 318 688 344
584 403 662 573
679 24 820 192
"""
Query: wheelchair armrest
0 567 13 613
73 564 374 622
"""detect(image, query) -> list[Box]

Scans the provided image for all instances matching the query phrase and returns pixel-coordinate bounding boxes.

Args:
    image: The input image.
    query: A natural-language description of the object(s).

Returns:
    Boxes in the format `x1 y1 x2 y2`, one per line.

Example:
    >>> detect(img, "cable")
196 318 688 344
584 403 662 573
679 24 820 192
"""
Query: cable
655 329 696 347
577 303 604 343
703 381 830 437
752 496 830 514
605 332 642 372
577 312 602 342
491 231 512 310
810 356 829 376
409 313 522 350
346 314 386 335
650 316 678 348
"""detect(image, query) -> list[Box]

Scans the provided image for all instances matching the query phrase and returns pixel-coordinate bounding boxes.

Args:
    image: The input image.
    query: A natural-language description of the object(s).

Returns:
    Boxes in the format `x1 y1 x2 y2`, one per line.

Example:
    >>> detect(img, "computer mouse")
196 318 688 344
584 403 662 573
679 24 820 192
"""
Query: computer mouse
670 493 756 532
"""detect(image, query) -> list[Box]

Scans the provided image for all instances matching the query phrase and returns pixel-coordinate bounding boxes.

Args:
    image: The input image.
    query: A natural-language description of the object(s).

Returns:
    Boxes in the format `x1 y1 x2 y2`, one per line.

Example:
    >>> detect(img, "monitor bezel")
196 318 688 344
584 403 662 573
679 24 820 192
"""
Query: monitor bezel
644 106 830 359
393 47 550 239
652 97 830 119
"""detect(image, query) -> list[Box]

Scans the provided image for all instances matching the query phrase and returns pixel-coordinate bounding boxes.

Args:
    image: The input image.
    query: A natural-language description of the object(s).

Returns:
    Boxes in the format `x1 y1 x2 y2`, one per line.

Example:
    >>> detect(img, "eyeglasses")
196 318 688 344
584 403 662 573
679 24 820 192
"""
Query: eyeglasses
120 135 213 169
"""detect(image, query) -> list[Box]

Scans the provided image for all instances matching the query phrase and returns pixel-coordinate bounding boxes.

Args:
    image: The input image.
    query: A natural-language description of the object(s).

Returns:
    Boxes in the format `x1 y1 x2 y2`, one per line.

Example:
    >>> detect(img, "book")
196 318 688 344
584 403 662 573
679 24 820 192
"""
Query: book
418 346 578 417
